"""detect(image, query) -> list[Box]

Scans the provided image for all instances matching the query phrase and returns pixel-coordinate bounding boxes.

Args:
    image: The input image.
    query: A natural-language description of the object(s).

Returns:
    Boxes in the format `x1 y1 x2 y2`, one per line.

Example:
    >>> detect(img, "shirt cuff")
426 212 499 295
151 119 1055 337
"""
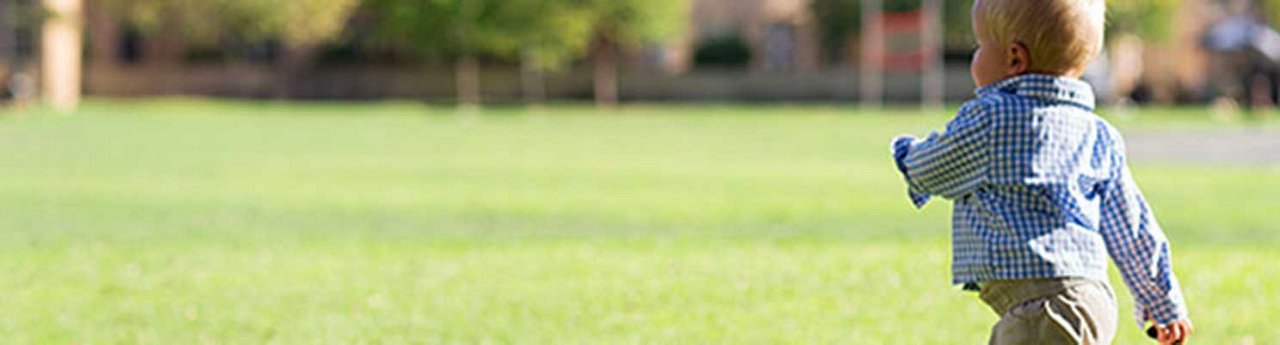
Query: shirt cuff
1140 295 1190 327
909 191 932 208
891 135 932 208
890 135 915 172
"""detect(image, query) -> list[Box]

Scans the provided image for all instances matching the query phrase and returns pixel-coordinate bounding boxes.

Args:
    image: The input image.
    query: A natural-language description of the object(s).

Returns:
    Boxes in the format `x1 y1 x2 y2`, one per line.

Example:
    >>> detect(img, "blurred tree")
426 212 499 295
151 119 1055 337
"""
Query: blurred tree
1107 0 1179 41
810 0 859 64
811 0 970 65
366 0 499 106
101 0 361 98
583 0 688 108
1259 0 1280 26
101 0 360 46
500 0 594 104
503 0 594 72
941 0 976 55
366 0 595 106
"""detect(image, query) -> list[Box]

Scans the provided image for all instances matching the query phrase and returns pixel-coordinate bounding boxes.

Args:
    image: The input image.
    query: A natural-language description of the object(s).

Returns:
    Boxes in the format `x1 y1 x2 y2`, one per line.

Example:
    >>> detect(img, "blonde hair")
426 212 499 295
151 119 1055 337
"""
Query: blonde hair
974 0 1106 76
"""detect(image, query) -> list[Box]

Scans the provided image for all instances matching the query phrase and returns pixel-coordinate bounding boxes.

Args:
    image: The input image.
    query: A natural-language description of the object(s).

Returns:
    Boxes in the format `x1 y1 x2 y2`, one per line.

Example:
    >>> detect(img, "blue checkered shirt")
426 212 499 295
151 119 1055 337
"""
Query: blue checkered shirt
890 75 1189 326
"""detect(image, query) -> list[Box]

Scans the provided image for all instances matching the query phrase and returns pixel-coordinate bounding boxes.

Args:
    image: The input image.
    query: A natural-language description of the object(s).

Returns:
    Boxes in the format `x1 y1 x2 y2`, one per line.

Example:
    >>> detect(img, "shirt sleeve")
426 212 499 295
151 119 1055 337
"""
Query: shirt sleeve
889 104 989 208
1098 154 1190 327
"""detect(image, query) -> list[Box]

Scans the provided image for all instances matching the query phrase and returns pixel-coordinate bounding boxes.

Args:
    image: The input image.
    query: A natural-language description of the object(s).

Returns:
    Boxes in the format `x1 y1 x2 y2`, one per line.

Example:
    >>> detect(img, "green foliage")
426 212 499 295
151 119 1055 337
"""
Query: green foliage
810 0 974 62
364 0 686 70
942 0 976 52
100 0 360 45
585 0 690 48
365 0 594 70
1262 0 1280 29
495 0 596 71
3 2 49 28
1107 0 1179 41
810 0 860 62
364 0 504 56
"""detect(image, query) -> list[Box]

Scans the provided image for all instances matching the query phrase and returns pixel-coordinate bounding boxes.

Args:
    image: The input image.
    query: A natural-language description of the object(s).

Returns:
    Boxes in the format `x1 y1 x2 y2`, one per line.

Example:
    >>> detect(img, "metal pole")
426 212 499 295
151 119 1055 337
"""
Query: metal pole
860 0 883 107
921 0 945 109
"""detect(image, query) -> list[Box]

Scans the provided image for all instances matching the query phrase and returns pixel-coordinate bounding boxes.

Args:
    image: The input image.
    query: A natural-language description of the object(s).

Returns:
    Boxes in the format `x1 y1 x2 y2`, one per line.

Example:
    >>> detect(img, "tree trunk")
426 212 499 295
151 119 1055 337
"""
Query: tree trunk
920 0 944 110
859 0 883 107
592 40 618 109
0 6 9 95
274 44 319 100
521 50 546 106
456 54 481 107
41 0 84 112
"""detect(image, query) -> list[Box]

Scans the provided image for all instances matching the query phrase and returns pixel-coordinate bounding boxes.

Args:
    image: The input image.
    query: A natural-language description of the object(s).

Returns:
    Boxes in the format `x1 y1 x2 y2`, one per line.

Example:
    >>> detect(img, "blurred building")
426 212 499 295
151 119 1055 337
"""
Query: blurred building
1110 0 1275 104
662 0 822 74
1115 0 1218 103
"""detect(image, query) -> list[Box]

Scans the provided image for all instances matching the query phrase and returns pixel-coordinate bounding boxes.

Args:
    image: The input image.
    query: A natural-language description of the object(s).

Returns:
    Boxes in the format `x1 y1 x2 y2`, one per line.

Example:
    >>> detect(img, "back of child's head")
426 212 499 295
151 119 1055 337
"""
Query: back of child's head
974 0 1105 76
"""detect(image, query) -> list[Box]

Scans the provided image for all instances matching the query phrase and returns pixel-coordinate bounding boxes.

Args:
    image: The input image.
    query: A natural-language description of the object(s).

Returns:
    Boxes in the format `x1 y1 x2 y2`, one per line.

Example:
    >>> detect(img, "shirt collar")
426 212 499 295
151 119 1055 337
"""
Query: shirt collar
975 74 1096 110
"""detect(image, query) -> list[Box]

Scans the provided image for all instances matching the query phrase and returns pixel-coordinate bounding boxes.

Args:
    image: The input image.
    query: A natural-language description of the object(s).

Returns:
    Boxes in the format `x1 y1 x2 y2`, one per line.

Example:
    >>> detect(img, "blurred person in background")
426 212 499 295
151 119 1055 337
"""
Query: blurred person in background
0 64 35 110
1204 0 1280 116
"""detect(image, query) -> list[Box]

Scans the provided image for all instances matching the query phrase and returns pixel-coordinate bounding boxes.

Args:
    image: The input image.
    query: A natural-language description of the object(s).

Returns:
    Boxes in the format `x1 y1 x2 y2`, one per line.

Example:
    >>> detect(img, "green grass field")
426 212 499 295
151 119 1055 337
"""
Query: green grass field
1 101 1277 344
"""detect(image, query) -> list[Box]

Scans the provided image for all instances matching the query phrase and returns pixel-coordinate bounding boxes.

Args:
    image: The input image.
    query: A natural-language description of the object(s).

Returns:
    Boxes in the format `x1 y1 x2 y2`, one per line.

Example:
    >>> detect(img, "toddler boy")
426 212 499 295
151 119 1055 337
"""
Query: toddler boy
890 0 1193 343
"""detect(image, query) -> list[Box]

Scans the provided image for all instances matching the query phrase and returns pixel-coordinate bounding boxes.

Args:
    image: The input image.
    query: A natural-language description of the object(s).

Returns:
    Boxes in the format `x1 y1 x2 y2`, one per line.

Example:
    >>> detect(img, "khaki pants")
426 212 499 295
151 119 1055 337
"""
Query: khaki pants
979 278 1118 345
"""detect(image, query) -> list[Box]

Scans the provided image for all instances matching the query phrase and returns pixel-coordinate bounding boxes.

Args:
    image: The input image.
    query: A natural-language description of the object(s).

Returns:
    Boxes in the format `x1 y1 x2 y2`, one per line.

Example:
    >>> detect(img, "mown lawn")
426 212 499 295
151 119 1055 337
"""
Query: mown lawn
1 101 1276 343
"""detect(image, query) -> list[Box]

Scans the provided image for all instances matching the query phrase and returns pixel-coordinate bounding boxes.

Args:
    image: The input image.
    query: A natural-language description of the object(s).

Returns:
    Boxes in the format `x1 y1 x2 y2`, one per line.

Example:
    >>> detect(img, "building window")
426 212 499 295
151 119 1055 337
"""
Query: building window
765 23 795 72
119 27 143 64
693 34 752 69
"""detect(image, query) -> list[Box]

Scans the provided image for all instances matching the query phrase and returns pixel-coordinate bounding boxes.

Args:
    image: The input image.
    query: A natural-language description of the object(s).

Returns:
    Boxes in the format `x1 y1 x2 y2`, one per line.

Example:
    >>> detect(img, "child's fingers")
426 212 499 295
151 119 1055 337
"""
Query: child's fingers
1176 323 1192 344
1158 323 1187 345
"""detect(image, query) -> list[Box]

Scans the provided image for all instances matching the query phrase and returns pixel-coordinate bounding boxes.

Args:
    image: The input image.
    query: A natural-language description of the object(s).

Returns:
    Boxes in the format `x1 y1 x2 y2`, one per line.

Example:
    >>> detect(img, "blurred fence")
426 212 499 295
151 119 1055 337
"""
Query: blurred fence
87 63 976 103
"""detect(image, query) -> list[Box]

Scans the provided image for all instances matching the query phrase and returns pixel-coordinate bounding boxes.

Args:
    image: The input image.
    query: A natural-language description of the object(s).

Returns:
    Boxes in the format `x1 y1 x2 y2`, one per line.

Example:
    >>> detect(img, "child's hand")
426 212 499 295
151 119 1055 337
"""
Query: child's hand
1154 318 1194 345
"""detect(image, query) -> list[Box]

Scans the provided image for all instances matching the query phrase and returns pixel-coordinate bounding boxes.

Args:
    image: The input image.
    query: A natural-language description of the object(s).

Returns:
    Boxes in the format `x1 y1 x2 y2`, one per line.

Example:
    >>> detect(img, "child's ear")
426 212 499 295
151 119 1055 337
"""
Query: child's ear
1007 42 1031 75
